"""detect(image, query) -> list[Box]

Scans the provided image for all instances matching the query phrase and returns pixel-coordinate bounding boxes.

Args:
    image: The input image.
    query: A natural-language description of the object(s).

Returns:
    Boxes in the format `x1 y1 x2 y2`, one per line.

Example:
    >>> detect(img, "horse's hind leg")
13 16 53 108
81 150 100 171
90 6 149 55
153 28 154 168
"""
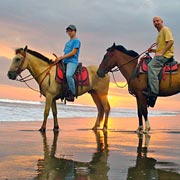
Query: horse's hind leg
136 94 150 134
98 94 110 131
140 94 150 133
136 96 144 134
39 95 53 132
51 100 59 131
90 91 104 130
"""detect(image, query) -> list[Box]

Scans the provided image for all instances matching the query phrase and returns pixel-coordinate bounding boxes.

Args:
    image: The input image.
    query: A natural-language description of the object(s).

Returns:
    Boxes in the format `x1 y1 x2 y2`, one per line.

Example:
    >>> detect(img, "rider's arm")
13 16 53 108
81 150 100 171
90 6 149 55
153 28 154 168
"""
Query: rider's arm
160 40 174 56
57 48 78 61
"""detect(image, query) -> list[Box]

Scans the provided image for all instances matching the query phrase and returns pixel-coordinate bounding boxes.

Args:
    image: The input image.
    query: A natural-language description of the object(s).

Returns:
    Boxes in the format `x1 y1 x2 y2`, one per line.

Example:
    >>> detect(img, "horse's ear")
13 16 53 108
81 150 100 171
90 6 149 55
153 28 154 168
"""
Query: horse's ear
24 45 28 52
112 43 116 48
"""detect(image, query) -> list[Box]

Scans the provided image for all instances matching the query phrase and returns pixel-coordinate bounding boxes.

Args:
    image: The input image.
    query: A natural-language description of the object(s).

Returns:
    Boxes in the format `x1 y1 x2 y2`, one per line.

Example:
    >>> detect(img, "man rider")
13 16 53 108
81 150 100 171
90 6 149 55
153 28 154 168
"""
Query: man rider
143 16 174 97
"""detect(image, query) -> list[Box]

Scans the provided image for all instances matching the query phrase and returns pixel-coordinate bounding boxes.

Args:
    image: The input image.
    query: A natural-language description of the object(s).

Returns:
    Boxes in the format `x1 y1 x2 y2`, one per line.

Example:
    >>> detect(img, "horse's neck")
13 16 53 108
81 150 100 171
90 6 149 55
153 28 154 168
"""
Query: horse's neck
26 54 50 82
117 55 137 82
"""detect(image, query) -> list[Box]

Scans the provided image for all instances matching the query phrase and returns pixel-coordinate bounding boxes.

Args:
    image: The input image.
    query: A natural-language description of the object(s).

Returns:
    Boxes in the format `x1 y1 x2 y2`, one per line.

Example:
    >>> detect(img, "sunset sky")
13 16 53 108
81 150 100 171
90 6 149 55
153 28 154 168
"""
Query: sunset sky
1 0 180 110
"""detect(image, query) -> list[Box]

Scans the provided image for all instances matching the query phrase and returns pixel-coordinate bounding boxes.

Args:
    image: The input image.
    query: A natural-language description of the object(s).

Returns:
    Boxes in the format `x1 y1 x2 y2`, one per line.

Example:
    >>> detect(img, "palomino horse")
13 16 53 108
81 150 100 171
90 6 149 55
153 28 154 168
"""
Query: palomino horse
7 46 110 132
97 43 180 133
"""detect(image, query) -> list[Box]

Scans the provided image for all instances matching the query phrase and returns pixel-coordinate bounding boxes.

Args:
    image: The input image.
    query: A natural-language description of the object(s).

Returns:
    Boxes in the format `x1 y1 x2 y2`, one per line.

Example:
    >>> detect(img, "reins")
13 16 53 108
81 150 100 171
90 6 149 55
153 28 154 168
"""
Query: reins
18 74 40 92
110 43 156 88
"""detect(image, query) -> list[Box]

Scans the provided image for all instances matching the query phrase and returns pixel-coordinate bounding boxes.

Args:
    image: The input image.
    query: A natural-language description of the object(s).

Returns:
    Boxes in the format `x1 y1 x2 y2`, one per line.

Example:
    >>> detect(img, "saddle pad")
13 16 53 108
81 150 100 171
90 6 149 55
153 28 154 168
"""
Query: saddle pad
56 64 64 81
141 57 178 73
56 64 89 86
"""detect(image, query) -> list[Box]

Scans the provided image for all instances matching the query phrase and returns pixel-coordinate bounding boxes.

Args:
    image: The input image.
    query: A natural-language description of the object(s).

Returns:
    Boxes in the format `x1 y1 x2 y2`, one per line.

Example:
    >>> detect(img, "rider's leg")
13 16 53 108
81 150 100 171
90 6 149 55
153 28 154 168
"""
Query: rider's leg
147 56 169 95
66 62 77 99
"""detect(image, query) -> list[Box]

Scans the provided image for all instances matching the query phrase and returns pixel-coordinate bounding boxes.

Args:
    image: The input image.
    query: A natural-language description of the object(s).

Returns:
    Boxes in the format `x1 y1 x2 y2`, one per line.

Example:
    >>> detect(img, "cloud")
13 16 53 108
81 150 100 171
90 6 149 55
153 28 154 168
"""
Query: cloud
0 0 180 82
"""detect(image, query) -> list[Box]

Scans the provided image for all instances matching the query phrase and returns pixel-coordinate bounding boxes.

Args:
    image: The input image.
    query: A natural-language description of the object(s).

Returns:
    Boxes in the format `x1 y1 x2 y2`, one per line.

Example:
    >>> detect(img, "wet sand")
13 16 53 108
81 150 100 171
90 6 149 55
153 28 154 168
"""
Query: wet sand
0 116 180 180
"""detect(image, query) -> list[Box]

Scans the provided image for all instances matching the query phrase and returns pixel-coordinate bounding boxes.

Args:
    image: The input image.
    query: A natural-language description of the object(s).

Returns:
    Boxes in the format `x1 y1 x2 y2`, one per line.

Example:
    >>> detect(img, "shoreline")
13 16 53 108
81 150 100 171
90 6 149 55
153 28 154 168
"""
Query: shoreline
0 114 180 131
0 111 180 122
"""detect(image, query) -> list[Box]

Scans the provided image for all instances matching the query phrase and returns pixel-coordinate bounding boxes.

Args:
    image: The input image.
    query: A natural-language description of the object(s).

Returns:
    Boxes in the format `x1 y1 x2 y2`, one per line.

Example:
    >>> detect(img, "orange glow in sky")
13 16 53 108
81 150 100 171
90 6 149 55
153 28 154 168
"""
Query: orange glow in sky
0 44 14 58
1 81 180 111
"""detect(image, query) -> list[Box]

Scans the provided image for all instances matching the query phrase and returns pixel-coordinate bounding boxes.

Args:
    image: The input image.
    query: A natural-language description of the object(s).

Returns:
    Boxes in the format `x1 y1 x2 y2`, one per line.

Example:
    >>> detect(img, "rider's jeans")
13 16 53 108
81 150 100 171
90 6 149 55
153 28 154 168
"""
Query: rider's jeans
66 62 78 95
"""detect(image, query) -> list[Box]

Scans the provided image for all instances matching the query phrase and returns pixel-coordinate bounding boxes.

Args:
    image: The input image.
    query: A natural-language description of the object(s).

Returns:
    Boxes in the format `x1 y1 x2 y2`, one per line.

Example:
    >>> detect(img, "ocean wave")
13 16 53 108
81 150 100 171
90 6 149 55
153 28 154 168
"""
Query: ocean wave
0 98 179 121
0 98 42 105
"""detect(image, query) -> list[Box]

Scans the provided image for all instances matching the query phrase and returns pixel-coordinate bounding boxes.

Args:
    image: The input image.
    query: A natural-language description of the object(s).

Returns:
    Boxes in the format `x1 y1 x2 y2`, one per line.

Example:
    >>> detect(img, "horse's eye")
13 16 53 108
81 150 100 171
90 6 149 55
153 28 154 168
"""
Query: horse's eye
16 58 21 62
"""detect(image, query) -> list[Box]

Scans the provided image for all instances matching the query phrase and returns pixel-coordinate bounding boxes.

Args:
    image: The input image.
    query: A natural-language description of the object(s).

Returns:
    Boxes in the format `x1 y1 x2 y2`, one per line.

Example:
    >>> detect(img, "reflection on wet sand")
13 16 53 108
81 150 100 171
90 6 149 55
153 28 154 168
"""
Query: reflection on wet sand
127 134 180 180
34 130 109 180
34 129 180 180
0 118 180 179
89 130 109 180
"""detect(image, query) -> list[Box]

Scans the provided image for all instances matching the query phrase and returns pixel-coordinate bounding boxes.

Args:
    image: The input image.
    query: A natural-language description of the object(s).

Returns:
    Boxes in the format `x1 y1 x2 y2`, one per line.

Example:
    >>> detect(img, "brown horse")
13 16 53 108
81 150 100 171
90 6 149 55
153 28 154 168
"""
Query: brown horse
7 46 110 132
97 43 180 133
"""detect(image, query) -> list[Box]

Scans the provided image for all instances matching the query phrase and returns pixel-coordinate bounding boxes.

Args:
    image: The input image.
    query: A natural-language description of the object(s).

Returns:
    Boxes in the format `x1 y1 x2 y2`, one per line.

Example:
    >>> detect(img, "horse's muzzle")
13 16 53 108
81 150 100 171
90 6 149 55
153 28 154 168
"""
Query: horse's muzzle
7 71 18 80
97 69 105 78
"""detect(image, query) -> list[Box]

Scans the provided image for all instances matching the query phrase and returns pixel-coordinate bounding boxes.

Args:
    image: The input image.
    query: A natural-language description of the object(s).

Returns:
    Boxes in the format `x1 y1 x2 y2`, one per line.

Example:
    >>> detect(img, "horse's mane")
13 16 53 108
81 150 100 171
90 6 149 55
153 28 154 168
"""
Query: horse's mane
108 45 139 57
15 48 53 64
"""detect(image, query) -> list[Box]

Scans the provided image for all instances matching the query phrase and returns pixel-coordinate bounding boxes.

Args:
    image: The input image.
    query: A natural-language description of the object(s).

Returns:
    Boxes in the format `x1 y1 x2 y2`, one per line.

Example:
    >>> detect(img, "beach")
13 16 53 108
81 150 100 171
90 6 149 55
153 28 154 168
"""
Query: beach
0 116 180 180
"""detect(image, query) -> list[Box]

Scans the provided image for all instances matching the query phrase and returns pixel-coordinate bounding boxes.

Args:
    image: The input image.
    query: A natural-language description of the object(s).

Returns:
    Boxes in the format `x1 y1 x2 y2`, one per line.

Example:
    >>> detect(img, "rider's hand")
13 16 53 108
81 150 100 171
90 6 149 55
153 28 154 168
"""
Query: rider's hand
155 52 163 56
148 43 157 53
148 48 153 53
56 56 64 61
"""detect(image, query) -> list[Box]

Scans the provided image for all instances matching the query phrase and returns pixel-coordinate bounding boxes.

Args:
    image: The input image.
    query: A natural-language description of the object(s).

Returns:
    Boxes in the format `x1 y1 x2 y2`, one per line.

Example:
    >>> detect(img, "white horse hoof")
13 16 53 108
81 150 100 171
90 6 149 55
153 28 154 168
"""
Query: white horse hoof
135 126 143 134
144 128 151 134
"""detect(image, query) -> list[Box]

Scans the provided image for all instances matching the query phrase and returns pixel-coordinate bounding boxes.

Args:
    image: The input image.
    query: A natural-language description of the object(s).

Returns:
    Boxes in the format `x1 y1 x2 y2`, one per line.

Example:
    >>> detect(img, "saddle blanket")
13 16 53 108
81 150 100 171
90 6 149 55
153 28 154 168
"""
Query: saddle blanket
56 63 89 86
139 55 178 77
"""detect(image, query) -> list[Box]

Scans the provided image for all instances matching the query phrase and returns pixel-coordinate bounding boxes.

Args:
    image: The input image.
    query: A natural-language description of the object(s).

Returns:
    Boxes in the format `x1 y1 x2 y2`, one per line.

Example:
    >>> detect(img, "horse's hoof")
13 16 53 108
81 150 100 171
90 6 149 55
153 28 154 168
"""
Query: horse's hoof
135 128 143 134
53 126 59 132
144 128 151 134
92 126 97 130
92 126 100 130
136 130 143 134
103 127 108 131
39 127 46 133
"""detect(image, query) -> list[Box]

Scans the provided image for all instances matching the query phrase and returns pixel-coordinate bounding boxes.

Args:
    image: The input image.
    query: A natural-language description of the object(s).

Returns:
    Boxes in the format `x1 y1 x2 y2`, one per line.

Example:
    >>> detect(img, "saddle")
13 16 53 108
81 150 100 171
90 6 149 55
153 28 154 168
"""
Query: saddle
138 54 178 80
55 62 89 102
56 62 89 86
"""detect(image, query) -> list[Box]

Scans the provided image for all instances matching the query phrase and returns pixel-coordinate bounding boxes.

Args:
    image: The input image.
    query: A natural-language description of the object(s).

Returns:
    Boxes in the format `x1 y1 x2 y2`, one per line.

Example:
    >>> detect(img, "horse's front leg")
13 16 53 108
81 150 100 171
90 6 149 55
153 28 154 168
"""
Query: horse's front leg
90 92 104 130
98 95 110 131
51 100 59 131
39 94 53 132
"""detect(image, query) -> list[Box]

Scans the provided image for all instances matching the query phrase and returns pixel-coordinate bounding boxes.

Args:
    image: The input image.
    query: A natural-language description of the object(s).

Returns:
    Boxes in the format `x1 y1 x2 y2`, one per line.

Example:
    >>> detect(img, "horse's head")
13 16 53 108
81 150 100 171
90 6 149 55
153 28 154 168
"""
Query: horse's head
7 46 28 80
97 43 117 78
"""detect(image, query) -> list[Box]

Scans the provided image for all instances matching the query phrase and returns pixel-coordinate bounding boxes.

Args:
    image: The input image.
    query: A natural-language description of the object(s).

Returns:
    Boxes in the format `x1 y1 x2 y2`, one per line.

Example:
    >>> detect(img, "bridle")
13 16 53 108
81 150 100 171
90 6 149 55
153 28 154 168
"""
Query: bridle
15 51 59 93
16 52 27 74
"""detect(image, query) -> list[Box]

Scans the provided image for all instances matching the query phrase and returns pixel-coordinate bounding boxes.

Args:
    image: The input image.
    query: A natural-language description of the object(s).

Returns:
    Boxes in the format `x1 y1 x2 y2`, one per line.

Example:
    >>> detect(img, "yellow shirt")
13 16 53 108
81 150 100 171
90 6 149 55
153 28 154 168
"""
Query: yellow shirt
156 26 174 58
